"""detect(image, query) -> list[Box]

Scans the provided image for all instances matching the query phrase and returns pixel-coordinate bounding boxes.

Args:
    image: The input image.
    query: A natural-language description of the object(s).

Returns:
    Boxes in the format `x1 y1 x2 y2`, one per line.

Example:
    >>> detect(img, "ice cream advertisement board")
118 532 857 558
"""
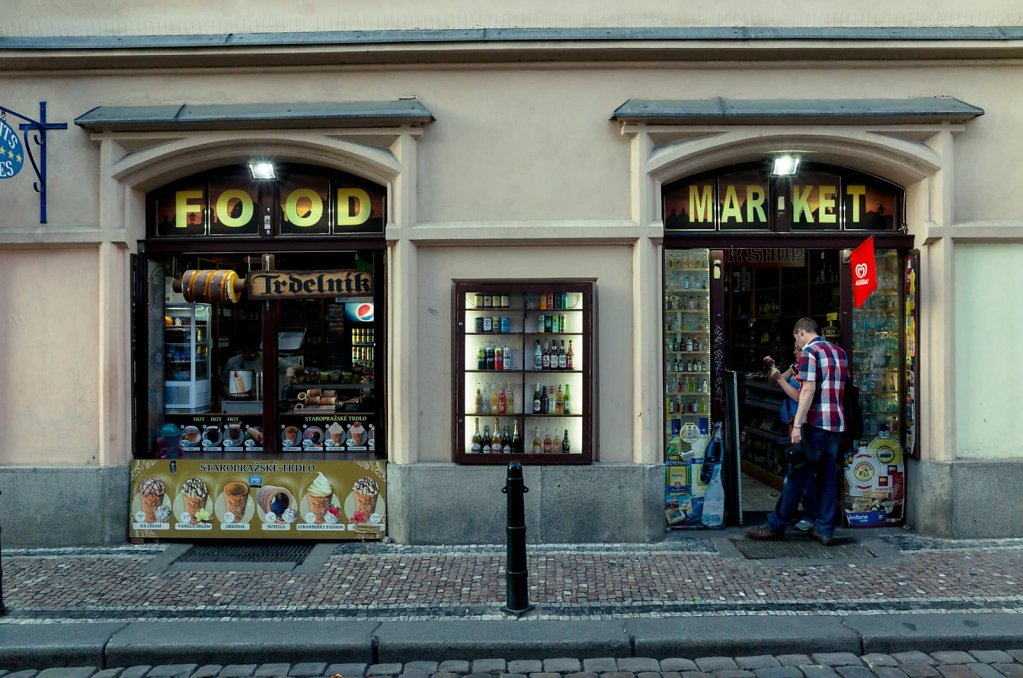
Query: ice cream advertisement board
842 432 905 527
129 459 386 540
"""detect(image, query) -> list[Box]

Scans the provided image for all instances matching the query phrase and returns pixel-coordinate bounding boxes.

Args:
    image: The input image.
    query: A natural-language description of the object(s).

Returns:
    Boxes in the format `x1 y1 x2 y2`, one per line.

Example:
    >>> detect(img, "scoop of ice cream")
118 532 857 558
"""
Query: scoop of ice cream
307 472 333 497
154 505 172 522
353 477 379 497
281 507 298 523
181 477 208 499
140 478 165 496
327 422 344 437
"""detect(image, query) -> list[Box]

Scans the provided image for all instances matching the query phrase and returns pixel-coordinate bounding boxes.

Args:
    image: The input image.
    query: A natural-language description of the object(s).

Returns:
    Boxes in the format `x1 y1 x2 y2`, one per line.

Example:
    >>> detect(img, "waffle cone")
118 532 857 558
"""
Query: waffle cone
225 492 248 518
354 492 378 520
141 493 163 523
183 496 206 524
307 493 331 524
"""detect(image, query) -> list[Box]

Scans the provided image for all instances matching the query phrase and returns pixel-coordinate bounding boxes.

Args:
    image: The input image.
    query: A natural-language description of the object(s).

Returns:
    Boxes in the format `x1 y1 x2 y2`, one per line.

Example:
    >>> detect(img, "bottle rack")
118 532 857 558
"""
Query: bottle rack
164 303 212 413
663 249 713 445
453 281 594 464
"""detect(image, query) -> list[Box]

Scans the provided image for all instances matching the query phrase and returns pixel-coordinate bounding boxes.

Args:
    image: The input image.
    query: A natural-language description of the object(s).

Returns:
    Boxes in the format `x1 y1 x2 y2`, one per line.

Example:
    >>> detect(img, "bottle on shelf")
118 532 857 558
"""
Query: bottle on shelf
540 385 549 414
558 340 567 369
551 430 562 454
531 427 542 454
532 383 542 414
548 386 556 412
542 340 551 369
512 420 521 454
562 428 570 454
489 387 499 413
563 384 571 414
555 385 564 414
480 384 490 414
482 423 492 454
543 429 552 454
701 463 725 528
471 418 483 454
566 340 574 370
502 425 513 454
534 340 542 369
474 384 483 413
497 384 507 414
491 418 502 454
494 346 503 370
503 346 513 371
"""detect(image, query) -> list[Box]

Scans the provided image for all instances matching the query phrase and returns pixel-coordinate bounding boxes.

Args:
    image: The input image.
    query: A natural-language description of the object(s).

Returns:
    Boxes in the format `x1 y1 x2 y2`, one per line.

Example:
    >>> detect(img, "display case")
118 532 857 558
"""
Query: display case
164 304 212 413
738 381 789 488
453 281 594 464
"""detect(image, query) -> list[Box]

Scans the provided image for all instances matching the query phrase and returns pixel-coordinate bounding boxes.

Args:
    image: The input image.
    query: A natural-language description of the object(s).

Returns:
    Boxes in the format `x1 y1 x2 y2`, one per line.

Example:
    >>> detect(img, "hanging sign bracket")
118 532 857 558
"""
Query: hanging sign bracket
0 101 68 224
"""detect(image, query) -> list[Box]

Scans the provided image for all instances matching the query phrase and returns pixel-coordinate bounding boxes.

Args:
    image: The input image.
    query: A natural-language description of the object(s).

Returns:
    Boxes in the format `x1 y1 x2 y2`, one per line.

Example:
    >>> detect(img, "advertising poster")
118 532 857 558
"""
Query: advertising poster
664 423 712 528
129 459 386 540
842 432 905 527
279 413 377 453
168 414 265 453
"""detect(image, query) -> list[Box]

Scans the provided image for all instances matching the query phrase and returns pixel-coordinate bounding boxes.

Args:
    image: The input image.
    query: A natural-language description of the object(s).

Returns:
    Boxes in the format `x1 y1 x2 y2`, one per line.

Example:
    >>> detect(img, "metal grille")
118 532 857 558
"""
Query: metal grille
176 543 315 563
731 538 877 560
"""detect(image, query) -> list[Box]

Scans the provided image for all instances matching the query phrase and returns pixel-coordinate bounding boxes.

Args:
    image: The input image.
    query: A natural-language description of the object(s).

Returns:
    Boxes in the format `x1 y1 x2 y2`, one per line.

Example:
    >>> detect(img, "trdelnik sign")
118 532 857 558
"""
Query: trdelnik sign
0 118 25 179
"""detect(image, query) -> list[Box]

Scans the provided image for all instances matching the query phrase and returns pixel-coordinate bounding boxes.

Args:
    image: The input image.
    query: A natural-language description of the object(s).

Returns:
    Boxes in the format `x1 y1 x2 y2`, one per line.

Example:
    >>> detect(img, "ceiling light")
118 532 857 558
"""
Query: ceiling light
248 162 277 180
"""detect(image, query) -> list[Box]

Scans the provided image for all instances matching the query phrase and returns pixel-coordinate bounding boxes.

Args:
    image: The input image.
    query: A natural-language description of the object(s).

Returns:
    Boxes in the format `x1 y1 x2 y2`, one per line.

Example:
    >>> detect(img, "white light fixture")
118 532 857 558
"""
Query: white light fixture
248 162 277 180
772 155 800 177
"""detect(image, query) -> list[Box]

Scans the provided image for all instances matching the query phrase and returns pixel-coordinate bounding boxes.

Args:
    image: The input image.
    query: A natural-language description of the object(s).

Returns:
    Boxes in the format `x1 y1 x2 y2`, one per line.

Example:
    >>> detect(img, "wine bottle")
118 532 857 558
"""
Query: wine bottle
562 428 570 454
471 418 482 454
531 427 542 454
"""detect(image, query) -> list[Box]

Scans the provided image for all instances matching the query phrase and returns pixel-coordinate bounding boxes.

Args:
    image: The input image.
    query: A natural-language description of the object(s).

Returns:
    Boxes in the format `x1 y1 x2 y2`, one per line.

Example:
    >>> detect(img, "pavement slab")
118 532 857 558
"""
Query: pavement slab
35 670 98 678
253 664 291 677
872 669 910 678
509 662 544 674
436 663 469 675
899 664 941 677
931 654 977 666
965 664 1009 678
542 662 580 674
754 669 803 678
148 665 198 678
219 666 258 678
189 666 222 678
616 661 659 673
694 659 738 672
991 666 1023 678
863 655 900 668
661 661 699 672
813 655 864 668
327 665 368 678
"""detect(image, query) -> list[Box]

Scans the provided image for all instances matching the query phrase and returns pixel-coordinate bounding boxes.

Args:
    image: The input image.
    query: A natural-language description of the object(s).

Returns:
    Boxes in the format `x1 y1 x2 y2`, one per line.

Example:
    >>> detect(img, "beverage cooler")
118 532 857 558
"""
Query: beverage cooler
844 248 917 527
164 303 211 413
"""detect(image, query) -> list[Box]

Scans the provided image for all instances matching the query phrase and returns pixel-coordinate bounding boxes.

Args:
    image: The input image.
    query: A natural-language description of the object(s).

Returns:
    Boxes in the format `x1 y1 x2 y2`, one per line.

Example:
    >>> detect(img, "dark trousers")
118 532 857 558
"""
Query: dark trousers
766 425 841 537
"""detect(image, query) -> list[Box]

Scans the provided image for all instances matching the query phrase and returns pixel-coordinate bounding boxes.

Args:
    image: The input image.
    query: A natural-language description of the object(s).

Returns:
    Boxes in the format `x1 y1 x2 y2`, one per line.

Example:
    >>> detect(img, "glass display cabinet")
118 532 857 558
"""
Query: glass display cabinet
164 303 212 413
453 281 594 464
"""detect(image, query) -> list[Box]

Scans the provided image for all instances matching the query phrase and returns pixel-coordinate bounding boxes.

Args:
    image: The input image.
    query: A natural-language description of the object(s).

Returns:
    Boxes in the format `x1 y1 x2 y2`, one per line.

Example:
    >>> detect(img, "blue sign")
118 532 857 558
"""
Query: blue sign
0 118 25 180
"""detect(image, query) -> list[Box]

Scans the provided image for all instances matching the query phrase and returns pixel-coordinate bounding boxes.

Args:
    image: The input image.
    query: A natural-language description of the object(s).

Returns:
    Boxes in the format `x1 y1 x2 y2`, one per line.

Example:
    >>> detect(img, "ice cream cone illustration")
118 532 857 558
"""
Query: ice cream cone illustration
306 472 333 524
140 477 166 523
180 477 208 524
352 477 379 522
223 481 250 519
257 485 291 519
327 422 345 447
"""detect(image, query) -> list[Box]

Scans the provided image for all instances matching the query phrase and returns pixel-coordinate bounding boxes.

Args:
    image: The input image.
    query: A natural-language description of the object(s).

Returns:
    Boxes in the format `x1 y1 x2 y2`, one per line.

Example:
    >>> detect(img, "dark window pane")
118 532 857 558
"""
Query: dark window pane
663 178 715 230
154 184 206 237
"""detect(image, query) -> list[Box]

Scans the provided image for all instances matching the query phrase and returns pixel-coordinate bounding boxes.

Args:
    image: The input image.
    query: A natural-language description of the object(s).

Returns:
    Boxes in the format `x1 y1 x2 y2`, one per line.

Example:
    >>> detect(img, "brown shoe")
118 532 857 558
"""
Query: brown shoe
747 523 783 541
808 527 836 547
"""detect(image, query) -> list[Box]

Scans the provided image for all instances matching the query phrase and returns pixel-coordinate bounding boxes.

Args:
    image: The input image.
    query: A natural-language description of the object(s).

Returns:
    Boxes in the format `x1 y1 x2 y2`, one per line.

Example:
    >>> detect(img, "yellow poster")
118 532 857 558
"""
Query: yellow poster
129 459 386 540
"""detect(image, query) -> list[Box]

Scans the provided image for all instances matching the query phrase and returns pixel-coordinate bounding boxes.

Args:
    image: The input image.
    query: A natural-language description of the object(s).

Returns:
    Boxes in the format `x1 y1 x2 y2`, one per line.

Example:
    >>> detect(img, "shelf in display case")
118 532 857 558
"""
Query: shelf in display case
454 281 593 465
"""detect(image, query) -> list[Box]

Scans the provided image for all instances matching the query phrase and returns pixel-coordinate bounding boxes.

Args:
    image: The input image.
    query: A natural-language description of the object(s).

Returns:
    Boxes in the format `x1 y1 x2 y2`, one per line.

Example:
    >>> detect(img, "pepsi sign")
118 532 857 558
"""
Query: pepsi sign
345 302 374 323
0 118 25 180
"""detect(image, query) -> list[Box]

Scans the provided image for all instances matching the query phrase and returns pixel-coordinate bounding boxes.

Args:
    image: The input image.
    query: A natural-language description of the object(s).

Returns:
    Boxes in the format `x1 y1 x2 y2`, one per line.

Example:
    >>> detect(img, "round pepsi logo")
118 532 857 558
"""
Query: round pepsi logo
355 303 374 322
0 119 25 180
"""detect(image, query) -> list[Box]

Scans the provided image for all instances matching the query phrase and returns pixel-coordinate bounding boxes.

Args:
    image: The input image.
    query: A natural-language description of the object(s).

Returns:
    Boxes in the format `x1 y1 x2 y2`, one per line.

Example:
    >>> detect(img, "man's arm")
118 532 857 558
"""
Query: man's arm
791 380 816 443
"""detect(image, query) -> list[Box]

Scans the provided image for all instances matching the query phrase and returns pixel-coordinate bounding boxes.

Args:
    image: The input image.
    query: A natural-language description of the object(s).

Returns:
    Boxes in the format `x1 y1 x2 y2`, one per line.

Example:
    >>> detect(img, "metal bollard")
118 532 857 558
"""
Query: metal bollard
0 489 5 616
501 462 534 617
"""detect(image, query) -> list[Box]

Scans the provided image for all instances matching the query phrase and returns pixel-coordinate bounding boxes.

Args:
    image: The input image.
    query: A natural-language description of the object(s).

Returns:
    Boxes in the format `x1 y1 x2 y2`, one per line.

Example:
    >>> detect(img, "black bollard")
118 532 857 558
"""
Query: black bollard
501 462 534 617
0 489 5 616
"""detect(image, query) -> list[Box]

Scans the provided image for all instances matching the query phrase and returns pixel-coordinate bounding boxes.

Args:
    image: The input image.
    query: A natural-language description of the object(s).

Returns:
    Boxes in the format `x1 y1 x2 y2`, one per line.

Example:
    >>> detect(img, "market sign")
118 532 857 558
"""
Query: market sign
0 118 26 179
247 270 372 299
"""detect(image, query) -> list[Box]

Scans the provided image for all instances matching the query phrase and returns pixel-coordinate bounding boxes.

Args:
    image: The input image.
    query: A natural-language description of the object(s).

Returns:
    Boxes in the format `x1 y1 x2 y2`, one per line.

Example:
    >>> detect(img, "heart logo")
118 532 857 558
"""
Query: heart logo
855 263 869 280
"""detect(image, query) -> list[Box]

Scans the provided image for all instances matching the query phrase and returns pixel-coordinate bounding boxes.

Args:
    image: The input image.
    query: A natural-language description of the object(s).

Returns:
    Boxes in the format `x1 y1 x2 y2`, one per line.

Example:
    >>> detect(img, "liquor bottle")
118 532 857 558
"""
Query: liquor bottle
562 428 570 454
482 424 491 454
560 314 566 333
532 383 542 413
551 430 562 454
548 386 556 413
540 385 548 414
531 427 542 454
471 418 483 454
512 420 521 453
480 384 490 414
566 340 575 370
555 385 564 414
491 419 502 454
534 340 542 369
475 384 483 413
558 340 567 369
543 429 552 454
502 425 513 454
489 386 499 413
563 384 571 414
542 340 550 369
498 384 507 414
482 315 493 333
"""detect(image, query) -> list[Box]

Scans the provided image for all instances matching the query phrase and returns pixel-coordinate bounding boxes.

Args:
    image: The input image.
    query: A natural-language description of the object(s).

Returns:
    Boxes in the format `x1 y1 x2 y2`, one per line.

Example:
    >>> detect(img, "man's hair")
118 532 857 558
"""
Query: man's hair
792 317 819 335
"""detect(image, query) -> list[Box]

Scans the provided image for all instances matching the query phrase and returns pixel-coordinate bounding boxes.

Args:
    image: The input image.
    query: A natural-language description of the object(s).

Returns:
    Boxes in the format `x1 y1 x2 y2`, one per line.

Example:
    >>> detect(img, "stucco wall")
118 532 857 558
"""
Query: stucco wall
954 243 1023 459
0 247 100 465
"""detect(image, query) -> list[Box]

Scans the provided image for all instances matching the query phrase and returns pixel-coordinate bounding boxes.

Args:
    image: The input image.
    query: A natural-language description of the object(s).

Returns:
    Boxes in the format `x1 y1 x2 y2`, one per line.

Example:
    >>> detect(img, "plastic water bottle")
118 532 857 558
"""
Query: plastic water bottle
701 464 725 528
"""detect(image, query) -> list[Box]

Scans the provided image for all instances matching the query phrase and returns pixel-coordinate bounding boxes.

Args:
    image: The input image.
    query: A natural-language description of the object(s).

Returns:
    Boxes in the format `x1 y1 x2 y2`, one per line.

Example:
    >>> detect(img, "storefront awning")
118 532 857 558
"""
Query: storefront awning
75 99 434 132
612 97 984 125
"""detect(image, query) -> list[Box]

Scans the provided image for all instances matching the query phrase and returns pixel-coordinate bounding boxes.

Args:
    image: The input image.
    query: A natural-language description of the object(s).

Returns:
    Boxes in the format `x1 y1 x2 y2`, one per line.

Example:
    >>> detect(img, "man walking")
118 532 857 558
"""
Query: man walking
748 317 849 546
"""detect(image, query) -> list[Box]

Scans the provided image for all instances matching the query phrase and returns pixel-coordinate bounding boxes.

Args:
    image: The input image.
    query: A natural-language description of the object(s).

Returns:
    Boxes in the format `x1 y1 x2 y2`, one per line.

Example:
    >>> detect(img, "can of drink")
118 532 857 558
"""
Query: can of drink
475 317 484 332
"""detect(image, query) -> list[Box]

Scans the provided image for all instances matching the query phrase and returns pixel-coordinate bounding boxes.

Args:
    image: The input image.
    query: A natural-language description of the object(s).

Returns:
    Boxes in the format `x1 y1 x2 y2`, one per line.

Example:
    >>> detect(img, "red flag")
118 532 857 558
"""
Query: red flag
850 237 877 308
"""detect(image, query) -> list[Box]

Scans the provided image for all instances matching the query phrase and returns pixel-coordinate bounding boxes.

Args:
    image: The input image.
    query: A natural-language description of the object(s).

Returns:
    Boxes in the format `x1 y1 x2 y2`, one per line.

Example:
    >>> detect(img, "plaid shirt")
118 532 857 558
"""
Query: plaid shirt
798 336 849 432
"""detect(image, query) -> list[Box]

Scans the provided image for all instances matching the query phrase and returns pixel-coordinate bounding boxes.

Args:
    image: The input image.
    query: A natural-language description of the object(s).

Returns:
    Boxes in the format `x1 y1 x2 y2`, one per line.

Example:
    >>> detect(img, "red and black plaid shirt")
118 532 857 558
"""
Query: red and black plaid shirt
798 336 849 432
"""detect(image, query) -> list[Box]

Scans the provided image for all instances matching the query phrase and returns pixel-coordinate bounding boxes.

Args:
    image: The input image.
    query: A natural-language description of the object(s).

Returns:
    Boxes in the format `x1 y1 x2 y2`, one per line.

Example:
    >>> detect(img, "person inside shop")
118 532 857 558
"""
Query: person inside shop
748 317 849 546
765 344 816 532
221 344 261 398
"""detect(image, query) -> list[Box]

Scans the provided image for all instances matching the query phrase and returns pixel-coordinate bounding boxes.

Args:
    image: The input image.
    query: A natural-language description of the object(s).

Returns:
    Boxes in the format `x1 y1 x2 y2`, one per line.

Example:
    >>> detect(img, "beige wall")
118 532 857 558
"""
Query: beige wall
4 0 1022 34
954 244 1023 459
0 247 100 465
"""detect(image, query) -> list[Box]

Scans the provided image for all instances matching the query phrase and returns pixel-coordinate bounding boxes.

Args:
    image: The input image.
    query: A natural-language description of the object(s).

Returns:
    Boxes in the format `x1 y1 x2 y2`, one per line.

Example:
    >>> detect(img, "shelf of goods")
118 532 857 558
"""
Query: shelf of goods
851 250 902 439
165 304 211 413
454 283 594 464
663 249 712 443
739 381 787 489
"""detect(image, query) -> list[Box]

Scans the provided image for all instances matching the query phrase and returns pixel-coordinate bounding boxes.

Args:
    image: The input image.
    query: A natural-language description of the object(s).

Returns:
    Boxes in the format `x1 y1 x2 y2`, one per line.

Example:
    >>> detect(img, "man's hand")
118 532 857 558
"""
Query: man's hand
769 367 782 383
791 425 802 444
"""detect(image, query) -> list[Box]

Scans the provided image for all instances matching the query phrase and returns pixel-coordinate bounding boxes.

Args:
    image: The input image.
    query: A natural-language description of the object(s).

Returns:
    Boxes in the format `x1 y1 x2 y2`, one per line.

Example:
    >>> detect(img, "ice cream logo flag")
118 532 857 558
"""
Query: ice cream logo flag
850 236 877 308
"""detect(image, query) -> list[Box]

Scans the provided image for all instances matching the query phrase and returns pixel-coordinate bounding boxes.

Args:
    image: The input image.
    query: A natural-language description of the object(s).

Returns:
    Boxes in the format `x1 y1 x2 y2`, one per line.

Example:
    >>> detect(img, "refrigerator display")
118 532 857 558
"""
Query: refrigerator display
164 304 211 413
